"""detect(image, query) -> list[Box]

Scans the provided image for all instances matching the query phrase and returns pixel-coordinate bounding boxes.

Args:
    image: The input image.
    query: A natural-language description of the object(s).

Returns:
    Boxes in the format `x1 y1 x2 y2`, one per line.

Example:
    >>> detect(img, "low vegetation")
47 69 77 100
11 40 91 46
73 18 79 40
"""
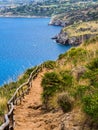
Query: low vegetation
57 92 74 112
63 21 98 37
43 60 56 69
41 36 98 125
41 70 73 110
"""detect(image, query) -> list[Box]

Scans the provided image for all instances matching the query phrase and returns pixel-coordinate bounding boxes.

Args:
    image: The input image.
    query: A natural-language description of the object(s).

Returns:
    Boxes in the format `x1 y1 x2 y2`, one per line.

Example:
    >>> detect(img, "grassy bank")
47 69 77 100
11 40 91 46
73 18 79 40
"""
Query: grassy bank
41 36 98 124
63 21 98 37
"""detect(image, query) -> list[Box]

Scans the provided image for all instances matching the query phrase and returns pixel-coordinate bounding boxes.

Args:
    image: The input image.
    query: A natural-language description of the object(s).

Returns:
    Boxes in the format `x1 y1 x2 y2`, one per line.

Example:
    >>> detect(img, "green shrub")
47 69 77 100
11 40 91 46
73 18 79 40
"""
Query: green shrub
60 71 73 90
83 60 98 88
41 72 61 95
84 36 98 45
24 67 36 75
89 71 98 87
65 47 87 66
58 47 87 62
18 66 36 84
41 71 73 109
74 85 89 99
43 60 56 69
68 48 87 59
87 58 98 71
82 93 98 121
57 92 74 112
41 72 61 109
58 53 67 59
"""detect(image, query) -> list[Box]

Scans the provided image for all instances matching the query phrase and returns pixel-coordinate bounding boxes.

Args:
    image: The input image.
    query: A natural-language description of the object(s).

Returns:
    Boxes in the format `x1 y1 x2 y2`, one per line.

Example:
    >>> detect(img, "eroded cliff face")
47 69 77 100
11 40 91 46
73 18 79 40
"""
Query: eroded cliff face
49 19 69 27
51 20 98 46
49 3 98 46
52 31 97 46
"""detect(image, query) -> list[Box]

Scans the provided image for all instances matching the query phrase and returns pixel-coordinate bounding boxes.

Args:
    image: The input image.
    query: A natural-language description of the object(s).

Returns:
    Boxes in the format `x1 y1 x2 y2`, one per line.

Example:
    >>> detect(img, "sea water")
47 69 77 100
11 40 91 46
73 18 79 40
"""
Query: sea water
0 17 71 86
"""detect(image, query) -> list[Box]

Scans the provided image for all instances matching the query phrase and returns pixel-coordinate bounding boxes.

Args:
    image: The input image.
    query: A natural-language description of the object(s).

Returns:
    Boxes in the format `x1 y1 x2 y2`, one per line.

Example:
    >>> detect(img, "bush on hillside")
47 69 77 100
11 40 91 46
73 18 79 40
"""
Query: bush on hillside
57 92 74 112
82 93 98 121
87 70 98 88
87 58 98 71
18 66 37 84
74 85 89 99
84 36 98 45
24 66 36 75
58 53 67 59
41 72 61 109
83 59 98 88
43 60 56 69
68 48 87 60
41 70 74 110
60 71 73 90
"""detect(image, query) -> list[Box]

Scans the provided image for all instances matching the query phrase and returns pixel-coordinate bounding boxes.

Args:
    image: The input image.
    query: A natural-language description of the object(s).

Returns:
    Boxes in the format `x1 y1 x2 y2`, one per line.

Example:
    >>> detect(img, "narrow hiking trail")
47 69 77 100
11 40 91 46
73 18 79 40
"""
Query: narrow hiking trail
14 69 89 130
14 70 62 130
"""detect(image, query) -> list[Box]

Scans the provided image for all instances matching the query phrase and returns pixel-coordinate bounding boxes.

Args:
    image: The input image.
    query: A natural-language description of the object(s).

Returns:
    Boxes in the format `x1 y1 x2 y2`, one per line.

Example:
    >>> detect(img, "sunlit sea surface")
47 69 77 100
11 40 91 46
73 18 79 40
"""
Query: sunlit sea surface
0 17 71 86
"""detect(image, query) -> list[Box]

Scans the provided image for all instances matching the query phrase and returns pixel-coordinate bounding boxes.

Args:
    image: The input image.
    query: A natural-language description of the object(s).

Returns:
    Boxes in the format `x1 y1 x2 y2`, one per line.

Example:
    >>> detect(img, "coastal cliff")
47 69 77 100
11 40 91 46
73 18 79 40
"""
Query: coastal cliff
52 31 97 46
51 20 98 46
50 3 98 45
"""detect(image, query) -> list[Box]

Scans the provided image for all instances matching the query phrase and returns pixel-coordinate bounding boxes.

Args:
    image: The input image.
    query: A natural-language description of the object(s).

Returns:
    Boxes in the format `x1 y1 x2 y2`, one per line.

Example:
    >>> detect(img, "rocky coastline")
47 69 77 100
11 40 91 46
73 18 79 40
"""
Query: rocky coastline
49 19 68 27
50 17 98 46
49 3 98 46
52 30 97 46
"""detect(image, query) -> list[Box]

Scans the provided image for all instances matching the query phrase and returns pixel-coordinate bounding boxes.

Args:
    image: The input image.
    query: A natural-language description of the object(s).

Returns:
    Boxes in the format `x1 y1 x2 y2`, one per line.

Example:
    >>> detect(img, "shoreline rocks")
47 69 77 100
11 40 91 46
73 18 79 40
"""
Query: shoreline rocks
49 19 69 27
52 30 97 46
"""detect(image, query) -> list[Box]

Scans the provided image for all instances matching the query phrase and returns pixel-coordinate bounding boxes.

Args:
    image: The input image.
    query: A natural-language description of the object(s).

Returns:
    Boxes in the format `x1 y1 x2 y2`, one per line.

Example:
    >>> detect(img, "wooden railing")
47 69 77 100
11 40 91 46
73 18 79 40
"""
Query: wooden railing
0 65 43 130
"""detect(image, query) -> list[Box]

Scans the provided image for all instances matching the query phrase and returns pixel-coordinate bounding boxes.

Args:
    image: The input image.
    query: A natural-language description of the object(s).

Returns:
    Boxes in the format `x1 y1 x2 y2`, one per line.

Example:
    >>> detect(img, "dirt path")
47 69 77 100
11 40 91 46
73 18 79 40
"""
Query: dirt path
14 69 89 130
14 70 62 130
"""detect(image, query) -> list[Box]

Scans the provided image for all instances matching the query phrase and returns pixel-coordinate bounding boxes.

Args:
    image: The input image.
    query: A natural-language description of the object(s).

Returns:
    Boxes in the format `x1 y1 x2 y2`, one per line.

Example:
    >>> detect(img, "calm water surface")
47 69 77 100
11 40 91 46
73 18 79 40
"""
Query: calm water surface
0 17 71 86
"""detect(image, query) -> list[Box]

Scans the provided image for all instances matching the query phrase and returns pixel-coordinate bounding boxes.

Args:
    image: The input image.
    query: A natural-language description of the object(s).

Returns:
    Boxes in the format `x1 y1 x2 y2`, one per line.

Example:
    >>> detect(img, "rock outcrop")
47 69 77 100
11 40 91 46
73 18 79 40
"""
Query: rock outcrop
49 19 69 27
52 30 97 46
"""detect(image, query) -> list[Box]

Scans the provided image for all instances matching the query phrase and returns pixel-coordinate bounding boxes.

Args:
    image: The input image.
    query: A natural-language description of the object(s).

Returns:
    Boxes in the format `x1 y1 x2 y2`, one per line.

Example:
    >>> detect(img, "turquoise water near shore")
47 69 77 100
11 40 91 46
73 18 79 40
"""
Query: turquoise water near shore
0 17 71 86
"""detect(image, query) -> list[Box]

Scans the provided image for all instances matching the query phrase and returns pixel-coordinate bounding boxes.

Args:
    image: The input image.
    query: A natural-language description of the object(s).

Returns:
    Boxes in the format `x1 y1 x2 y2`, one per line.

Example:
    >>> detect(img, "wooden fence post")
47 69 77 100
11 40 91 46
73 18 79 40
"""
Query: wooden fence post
0 66 42 130
21 87 24 99
19 90 22 104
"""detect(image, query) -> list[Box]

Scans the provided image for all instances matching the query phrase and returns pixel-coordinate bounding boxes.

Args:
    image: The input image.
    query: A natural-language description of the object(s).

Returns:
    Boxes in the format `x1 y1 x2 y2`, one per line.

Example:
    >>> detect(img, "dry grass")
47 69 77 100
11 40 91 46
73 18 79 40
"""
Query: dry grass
0 97 7 123
0 97 7 113
63 21 98 37
78 79 90 86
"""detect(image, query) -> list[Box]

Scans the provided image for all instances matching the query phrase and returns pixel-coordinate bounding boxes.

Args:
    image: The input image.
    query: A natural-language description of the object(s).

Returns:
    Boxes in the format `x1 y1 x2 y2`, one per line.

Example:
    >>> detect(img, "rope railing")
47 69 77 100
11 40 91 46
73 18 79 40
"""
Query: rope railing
0 65 43 130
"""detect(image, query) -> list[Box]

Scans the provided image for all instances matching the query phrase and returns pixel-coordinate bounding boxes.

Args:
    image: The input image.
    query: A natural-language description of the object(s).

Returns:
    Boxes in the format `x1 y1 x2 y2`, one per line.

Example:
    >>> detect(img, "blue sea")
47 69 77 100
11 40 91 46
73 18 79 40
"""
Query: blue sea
0 17 71 86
